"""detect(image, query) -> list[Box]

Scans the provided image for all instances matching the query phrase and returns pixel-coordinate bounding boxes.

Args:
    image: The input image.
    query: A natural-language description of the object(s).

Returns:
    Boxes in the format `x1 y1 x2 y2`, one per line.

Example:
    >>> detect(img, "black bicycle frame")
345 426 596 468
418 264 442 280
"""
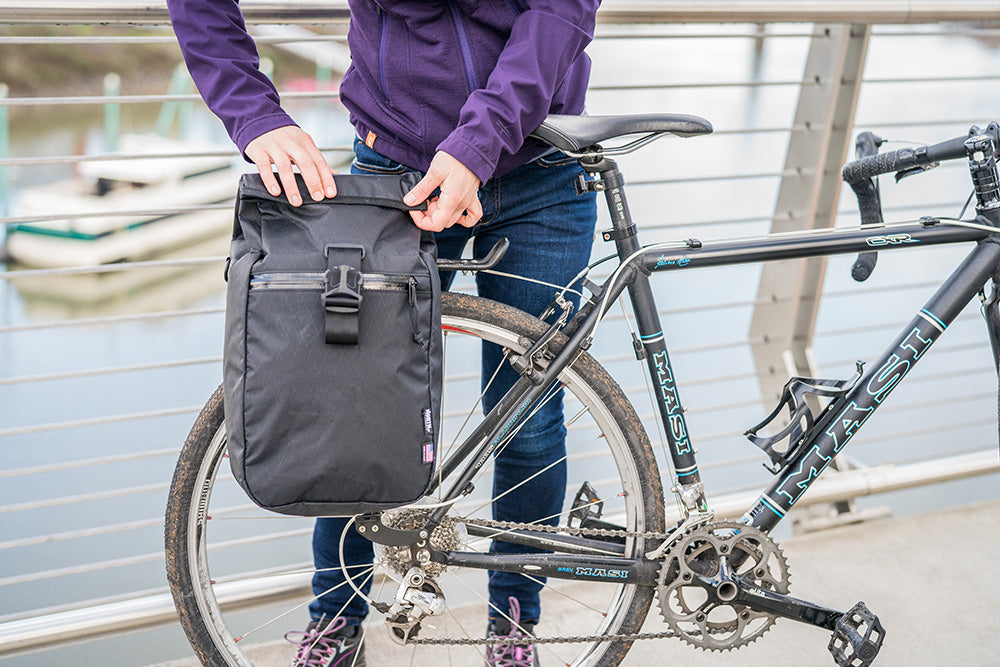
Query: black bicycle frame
418 156 1000 587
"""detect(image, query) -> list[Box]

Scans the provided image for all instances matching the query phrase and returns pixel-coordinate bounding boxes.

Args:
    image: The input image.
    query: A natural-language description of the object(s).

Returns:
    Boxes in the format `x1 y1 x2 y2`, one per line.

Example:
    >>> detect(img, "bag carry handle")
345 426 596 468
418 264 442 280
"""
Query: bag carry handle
323 244 365 345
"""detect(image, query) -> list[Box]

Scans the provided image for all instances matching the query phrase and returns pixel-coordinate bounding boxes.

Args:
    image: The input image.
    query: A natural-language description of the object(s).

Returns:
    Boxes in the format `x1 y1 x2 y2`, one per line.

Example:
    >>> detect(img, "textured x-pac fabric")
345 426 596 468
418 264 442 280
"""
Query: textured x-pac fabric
224 172 441 516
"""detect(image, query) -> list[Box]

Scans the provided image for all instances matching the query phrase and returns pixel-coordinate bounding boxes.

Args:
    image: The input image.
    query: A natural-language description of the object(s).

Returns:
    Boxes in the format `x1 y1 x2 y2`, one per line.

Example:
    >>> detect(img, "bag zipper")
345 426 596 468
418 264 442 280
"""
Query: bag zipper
251 271 431 344
249 271 423 292
407 277 426 345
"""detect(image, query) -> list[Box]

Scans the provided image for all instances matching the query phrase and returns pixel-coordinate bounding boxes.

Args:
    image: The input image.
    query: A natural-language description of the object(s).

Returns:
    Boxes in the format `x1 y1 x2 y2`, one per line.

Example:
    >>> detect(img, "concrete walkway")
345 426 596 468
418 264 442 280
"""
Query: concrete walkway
153 499 1000 667
620 498 1000 666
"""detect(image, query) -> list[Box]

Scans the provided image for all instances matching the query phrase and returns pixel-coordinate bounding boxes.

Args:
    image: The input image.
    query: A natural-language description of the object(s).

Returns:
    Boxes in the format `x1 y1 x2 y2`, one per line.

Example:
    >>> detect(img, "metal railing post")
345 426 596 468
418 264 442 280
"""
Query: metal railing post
749 24 871 399
749 23 873 531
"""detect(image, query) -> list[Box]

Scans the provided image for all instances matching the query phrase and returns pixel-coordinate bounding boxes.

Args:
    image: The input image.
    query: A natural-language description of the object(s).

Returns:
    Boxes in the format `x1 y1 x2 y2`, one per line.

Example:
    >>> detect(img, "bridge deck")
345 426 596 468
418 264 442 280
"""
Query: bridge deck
150 498 999 666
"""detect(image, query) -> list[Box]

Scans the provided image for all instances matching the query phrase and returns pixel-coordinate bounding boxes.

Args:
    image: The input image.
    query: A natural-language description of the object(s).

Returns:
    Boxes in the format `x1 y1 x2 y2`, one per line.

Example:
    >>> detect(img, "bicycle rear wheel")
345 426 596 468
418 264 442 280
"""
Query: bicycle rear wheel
165 292 665 666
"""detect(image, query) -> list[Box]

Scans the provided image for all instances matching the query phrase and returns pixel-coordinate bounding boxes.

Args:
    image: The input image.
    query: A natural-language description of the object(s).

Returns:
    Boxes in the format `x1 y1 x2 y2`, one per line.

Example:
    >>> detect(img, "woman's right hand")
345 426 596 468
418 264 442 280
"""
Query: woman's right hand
244 125 337 206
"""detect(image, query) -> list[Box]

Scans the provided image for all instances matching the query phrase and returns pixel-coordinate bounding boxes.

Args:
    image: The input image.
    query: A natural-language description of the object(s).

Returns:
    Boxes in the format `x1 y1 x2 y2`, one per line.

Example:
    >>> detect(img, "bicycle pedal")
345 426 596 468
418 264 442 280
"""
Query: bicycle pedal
828 601 885 667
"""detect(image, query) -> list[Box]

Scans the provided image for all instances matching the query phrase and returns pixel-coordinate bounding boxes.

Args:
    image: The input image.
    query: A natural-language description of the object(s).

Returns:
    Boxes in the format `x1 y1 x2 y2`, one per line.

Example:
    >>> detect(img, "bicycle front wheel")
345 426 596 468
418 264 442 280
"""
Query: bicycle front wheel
165 292 665 667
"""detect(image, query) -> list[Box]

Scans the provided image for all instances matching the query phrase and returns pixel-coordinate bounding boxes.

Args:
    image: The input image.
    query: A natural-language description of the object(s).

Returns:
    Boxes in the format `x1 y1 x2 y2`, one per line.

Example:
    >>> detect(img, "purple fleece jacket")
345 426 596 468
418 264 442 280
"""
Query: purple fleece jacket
167 0 600 183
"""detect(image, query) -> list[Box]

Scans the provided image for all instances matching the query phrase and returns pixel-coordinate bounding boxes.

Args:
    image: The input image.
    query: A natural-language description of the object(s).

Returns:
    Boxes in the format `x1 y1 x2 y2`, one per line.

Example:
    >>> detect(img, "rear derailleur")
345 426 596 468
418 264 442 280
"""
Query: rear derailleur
381 567 446 644
356 510 462 644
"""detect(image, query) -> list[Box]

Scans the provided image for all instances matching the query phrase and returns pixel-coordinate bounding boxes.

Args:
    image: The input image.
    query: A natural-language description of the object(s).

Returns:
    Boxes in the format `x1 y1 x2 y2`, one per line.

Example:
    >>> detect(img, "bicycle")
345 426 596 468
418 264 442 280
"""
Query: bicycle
165 112 1000 666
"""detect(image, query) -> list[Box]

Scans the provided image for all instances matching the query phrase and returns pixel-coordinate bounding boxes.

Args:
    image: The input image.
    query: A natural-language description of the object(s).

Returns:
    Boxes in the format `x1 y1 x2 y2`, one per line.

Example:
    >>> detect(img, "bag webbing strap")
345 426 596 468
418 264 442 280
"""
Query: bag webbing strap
323 244 364 345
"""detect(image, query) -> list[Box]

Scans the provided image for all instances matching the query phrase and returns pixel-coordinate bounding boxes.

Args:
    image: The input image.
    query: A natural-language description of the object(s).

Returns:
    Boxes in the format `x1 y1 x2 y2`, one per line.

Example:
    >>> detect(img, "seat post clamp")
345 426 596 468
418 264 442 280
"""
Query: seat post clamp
601 225 636 242
574 172 605 195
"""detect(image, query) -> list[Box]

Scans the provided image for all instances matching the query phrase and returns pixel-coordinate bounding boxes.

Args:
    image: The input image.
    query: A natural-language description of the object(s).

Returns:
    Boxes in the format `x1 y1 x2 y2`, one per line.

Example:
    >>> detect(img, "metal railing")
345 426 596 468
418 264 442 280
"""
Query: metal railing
2 1 999 23
1 2 999 663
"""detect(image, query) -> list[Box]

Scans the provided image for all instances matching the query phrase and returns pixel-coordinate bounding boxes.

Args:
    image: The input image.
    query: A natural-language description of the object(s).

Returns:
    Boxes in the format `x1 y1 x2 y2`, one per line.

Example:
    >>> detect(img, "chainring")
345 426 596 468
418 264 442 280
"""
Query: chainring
656 520 790 651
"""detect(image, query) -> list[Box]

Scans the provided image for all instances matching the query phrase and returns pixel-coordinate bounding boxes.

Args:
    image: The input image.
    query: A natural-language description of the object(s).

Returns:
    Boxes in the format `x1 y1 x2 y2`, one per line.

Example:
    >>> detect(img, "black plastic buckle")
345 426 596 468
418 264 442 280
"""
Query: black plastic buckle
322 265 363 314
322 244 365 345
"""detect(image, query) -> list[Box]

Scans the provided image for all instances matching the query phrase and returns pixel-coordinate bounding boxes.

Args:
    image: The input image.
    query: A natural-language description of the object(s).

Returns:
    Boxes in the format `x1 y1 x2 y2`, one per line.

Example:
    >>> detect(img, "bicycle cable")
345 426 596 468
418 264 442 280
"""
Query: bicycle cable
480 268 587 303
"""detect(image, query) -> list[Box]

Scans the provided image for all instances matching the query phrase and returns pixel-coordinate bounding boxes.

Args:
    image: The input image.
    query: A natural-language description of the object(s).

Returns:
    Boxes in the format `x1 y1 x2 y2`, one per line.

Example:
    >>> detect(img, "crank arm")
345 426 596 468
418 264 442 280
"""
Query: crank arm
731 577 843 630
734 578 887 666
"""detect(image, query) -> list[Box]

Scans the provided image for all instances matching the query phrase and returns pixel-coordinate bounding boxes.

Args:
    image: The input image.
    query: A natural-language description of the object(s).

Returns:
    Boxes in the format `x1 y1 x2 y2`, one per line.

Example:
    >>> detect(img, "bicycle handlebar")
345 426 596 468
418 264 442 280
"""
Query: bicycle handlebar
846 132 884 281
841 123 1000 282
841 135 971 184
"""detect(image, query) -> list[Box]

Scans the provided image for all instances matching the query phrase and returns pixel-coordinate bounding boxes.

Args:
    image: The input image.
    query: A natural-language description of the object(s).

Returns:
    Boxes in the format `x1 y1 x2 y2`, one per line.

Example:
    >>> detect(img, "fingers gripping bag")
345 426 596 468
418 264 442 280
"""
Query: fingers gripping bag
223 172 442 516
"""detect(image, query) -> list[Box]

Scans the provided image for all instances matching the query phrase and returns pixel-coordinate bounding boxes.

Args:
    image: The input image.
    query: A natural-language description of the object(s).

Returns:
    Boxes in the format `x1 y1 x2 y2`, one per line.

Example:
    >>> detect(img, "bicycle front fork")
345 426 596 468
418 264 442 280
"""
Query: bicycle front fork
981 271 1000 376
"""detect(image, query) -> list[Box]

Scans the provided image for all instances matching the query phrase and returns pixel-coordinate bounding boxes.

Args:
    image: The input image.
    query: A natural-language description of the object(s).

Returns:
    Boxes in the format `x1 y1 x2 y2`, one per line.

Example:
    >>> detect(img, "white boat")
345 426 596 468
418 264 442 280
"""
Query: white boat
6 134 241 268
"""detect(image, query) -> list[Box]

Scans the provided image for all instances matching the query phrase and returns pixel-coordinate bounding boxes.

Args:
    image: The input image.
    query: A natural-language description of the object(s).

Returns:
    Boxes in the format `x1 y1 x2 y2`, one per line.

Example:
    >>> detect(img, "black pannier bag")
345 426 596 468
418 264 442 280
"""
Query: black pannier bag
223 172 442 516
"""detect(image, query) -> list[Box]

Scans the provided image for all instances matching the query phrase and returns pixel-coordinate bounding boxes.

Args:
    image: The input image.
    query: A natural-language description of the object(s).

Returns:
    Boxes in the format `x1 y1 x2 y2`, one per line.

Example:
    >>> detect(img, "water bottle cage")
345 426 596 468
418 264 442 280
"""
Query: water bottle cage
745 364 864 474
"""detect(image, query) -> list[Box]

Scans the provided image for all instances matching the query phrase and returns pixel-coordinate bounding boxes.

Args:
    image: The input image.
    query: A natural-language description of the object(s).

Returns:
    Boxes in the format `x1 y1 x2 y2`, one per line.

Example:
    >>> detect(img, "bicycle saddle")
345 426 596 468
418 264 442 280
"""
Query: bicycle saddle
530 113 713 153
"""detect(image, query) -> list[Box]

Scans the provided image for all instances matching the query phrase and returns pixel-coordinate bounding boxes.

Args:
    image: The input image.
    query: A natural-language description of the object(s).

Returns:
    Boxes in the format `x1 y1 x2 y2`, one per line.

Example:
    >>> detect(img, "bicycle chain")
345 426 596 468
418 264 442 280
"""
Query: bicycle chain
403 516 680 647
405 629 678 647
462 516 674 542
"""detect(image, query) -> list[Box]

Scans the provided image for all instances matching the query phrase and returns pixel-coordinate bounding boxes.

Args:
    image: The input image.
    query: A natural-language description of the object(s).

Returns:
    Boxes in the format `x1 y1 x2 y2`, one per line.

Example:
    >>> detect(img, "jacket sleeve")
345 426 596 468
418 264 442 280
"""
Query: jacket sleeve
166 0 297 155
436 0 601 183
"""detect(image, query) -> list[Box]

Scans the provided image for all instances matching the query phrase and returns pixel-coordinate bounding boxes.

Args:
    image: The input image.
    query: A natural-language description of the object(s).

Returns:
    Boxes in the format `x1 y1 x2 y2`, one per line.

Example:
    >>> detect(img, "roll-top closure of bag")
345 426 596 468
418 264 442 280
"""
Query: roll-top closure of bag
238 172 427 212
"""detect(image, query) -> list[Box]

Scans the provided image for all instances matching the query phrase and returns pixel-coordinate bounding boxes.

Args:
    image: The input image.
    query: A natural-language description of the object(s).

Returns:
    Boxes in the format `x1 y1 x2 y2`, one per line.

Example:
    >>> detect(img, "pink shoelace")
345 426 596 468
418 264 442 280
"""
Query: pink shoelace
285 616 359 667
486 597 537 667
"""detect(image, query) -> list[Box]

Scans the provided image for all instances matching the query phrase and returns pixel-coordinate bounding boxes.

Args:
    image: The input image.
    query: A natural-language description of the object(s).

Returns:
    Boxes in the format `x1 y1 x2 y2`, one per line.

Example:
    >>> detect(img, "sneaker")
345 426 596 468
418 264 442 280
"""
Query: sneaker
486 596 539 667
285 615 366 667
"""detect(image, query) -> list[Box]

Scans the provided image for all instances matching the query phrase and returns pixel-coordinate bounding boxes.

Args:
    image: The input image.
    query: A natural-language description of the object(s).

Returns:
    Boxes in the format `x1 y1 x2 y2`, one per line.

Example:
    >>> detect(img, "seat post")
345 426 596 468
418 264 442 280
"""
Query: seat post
581 155 706 507
580 156 640 256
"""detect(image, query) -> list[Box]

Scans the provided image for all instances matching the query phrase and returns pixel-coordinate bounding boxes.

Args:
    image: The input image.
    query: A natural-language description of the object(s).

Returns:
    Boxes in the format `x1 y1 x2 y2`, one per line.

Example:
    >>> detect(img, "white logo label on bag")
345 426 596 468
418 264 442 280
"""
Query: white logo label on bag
422 408 434 435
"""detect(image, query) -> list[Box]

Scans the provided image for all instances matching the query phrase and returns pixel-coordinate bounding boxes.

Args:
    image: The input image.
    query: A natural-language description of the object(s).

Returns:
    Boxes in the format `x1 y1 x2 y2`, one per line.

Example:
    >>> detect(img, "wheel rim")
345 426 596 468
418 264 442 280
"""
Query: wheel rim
174 300 659 666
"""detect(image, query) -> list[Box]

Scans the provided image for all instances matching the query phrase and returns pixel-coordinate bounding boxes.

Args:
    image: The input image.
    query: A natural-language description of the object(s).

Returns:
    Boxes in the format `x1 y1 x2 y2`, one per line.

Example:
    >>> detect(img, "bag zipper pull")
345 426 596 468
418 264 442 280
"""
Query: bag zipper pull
408 277 425 345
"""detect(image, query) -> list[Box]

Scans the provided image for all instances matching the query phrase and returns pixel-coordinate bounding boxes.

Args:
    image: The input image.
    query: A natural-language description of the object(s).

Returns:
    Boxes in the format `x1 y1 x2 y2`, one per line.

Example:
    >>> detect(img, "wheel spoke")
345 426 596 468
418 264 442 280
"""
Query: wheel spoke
459 431 604 520
239 566 377 644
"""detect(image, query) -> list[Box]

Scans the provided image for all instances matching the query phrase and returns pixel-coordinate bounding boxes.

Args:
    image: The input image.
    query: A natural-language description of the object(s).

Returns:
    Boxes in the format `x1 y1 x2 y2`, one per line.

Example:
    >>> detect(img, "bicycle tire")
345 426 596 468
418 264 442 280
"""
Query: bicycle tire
165 291 666 667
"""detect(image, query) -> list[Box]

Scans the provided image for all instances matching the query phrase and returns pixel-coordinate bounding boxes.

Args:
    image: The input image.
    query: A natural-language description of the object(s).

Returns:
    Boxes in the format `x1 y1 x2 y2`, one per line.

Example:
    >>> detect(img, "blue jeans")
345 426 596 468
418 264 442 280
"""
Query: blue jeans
310 139 597 625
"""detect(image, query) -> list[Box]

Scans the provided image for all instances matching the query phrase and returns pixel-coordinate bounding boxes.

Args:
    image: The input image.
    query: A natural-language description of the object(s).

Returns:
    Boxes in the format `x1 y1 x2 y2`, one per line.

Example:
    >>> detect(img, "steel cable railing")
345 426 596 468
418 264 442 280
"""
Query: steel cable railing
0 448 180 480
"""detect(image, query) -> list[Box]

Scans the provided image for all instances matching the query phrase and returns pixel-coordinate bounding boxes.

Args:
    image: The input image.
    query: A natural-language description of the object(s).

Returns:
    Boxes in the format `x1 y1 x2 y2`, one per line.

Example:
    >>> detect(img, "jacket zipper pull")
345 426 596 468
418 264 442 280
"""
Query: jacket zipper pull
408 277 425 345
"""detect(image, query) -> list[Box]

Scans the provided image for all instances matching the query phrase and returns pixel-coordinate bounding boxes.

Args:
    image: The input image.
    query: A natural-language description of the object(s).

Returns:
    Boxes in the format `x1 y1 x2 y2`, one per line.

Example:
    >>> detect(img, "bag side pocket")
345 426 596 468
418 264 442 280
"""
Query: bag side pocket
222 248 261 493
